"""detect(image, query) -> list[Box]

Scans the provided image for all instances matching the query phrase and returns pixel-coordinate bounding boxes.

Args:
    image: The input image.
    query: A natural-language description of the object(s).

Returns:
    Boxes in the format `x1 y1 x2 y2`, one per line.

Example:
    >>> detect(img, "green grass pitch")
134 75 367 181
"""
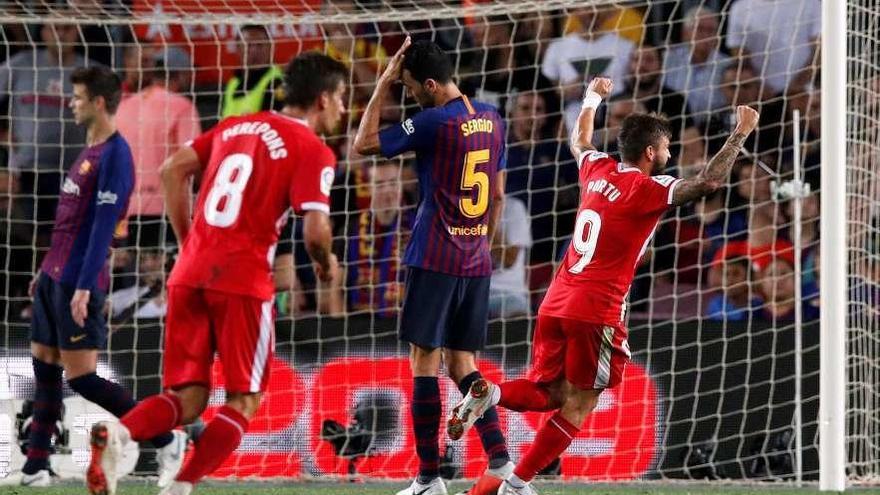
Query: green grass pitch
2 481 877 495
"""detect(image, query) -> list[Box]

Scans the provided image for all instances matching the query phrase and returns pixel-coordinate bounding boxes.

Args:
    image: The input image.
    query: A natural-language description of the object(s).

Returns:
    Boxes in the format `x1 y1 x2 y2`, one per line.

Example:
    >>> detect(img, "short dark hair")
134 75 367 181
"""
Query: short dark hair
617 113 672 163
402 40 453 84
70 66 122 114
283 51 348 108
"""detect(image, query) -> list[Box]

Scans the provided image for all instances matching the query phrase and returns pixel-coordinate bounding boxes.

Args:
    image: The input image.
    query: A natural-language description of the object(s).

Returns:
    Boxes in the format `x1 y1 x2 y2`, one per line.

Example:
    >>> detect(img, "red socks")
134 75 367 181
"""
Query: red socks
514 412 580 482
123 396 250 485
176 406 249 484
498 379 554 412
121 393 182 441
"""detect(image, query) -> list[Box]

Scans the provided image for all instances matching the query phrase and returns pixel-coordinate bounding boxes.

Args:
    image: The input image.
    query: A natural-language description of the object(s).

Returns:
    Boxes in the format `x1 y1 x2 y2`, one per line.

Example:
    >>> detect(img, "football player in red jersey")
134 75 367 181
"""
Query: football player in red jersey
448 77 760 494
86 52 348 495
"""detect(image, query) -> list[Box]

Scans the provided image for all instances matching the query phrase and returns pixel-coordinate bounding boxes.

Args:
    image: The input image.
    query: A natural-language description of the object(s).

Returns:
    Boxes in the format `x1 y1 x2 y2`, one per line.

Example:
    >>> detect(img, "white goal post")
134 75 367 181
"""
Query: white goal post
819 0 845 491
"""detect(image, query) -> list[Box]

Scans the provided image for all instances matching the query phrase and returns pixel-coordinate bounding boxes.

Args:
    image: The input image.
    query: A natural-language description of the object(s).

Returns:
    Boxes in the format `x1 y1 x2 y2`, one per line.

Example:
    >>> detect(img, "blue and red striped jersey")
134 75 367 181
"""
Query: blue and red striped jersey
41 132 134 292
379 95 505 277
345 210 412 318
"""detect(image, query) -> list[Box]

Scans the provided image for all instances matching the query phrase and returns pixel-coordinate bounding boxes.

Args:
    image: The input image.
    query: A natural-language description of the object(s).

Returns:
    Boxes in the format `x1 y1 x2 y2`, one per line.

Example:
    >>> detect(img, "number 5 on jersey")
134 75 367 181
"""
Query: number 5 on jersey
459 149 490 218
204 153 253 227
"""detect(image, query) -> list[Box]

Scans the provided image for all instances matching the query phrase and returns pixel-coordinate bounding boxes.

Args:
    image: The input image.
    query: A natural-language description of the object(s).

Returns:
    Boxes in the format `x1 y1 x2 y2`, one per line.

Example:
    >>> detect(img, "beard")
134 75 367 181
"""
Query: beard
651 156 668 175
414 90 435 108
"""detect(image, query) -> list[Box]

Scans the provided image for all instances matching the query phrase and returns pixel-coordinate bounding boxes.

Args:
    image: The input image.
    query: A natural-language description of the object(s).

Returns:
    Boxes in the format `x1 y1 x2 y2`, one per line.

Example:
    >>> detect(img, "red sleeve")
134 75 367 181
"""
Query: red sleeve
187 125 219 166
578 151 614 182
631 174 683 215
290 141 336 215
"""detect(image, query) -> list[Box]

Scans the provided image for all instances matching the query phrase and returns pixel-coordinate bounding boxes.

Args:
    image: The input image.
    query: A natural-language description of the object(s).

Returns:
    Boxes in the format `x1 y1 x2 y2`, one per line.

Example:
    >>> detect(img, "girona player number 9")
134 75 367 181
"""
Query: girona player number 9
569 208 602 274
204 153 253 227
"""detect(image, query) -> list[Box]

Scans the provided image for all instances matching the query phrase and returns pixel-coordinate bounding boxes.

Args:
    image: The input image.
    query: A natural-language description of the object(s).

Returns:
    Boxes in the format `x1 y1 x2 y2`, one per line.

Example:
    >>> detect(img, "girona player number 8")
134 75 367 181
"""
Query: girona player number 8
569 208 602 274
204 153 253 227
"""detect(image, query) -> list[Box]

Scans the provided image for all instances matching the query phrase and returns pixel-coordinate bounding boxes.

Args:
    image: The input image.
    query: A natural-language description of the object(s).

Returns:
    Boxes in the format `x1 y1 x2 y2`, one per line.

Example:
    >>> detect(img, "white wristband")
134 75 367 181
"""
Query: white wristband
582 90 602 110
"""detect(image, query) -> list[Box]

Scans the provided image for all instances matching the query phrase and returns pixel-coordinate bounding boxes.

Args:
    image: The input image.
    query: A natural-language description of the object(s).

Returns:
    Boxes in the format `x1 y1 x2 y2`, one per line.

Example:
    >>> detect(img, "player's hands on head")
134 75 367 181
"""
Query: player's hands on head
734 105 760 134
587 77 613 99
379 36 412 86
70 289 90 327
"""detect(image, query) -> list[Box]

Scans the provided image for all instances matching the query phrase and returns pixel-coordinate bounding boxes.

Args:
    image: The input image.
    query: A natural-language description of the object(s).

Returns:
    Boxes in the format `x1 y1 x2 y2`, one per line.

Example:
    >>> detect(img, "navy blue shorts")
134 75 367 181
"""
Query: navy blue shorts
399 267 490 351
30 273 107 350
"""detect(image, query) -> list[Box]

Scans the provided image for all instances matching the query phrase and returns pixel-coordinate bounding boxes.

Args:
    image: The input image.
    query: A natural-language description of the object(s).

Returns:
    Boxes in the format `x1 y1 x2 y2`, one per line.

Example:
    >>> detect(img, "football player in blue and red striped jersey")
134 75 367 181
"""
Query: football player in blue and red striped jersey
355 37 511 495
23 66 185 491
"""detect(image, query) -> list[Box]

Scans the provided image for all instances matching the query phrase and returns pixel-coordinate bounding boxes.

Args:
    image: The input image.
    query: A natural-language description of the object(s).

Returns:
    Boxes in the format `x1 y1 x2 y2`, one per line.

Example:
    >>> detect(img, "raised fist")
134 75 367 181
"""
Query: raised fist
587 77 613 99
735 105 760 133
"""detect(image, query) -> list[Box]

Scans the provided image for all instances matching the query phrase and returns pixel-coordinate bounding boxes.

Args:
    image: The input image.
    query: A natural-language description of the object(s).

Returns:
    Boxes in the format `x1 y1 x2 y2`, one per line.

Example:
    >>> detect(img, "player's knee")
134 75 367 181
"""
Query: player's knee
562 387 601 419
30 343 60 365
59 355 98 380
545 379 569 408
546 389 567 410
179 402 207 425
170 387 210 424
225 392 262 420
409 345 441 376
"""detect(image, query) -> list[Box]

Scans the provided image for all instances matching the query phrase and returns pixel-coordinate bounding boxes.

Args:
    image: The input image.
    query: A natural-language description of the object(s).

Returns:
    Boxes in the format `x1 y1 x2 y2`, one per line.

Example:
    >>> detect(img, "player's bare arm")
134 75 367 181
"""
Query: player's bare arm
160 146 202 244
487 169 506 245
671 105 760 206
303 210 338 283
569 77 613 159
353 36 412 156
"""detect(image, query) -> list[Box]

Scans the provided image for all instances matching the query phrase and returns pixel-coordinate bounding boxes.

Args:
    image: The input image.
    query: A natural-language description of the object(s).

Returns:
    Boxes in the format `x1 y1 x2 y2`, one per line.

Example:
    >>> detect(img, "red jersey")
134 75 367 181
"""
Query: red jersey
168 111 336 301
539 151 682 325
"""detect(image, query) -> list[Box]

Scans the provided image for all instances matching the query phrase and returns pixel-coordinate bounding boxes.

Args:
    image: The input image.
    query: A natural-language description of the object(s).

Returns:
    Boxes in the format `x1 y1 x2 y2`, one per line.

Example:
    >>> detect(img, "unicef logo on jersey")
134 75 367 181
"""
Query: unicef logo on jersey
320 166 335 196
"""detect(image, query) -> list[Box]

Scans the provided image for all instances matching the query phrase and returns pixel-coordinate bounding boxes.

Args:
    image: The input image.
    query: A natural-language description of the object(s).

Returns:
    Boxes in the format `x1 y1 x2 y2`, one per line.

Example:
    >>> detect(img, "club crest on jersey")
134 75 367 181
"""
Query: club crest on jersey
78 160 92 175
61 178 80 196
114 218 129 239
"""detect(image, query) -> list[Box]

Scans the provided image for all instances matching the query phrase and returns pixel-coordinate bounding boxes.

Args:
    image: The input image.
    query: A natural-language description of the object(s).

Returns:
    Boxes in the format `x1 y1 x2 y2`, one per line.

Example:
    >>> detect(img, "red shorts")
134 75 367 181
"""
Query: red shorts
163 286 275 393
529 314 630 390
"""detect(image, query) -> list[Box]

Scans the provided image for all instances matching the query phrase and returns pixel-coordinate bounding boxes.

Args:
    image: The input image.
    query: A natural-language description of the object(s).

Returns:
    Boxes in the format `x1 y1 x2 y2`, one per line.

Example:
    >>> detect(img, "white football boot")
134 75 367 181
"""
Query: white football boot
395 476 448 495
447 378 500 441
156 430 188 488
86 421 131 495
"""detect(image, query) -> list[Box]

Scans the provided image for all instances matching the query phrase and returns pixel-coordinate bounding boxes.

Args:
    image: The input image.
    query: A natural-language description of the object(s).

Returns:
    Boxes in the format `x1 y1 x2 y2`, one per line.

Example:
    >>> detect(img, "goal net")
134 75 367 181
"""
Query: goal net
0 0 872 487
844 0 880 485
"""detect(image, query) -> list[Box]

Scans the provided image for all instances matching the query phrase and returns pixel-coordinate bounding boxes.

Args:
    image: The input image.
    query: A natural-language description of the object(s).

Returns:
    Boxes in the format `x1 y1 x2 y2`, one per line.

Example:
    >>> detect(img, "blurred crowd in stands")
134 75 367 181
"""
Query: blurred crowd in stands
1 0 878 327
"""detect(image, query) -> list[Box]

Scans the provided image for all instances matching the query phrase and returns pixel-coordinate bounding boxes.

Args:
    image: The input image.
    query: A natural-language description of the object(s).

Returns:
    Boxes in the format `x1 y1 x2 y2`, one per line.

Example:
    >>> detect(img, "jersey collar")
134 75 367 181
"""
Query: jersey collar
617 162 641 173
273 111 310 128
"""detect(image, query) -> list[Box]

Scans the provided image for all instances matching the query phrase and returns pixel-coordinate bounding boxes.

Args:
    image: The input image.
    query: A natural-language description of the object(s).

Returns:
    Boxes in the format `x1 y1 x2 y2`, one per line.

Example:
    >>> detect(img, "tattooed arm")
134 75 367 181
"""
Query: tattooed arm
671 105 760 206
